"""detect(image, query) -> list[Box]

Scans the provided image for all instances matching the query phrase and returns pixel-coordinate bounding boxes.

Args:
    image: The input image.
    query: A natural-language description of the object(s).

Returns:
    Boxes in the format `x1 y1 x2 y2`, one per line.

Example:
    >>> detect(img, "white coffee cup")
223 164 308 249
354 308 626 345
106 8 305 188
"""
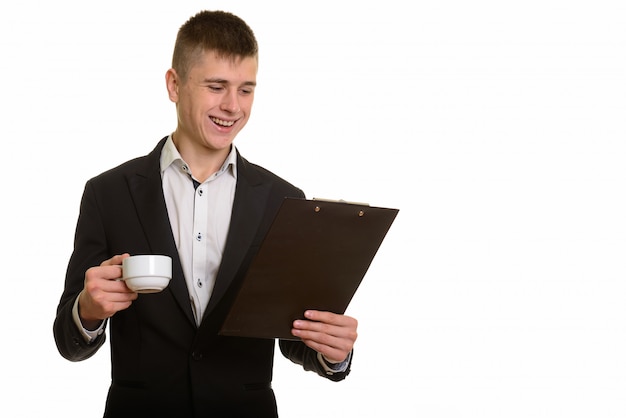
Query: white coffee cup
122 255 172 293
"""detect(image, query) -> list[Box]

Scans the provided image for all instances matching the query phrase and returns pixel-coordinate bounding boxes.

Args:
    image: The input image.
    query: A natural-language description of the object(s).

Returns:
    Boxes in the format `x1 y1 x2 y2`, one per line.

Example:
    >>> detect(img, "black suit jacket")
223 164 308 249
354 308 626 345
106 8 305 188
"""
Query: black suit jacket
53 137 350 418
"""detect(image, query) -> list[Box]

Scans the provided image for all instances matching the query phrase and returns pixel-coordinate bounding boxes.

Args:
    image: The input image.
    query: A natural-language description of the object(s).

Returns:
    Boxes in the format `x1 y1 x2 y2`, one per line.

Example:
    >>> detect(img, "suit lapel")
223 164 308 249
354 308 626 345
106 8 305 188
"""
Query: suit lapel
203 153 272 317
126 138 196 326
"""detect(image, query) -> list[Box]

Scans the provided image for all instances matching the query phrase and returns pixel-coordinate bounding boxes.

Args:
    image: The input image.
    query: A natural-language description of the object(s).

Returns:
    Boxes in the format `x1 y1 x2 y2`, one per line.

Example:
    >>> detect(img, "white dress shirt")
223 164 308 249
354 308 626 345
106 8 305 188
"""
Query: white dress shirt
160 136 237 326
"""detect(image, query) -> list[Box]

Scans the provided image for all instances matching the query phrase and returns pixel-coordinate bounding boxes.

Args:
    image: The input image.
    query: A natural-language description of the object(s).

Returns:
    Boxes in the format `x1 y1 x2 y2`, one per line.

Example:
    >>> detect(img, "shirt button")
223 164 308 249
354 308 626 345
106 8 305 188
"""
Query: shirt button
196 232 202 241
182 165 189 172
197 279 203 288
198 188 203 196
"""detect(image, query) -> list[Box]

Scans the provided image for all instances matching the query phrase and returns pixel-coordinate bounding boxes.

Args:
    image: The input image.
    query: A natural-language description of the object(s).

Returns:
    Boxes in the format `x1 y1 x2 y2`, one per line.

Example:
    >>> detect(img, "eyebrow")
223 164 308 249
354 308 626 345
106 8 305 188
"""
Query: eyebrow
203 77 257 87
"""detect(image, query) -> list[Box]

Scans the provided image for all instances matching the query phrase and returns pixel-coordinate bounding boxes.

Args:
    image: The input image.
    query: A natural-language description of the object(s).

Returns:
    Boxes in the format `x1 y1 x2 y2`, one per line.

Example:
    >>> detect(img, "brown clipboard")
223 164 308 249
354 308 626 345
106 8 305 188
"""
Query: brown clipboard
219 197 399 340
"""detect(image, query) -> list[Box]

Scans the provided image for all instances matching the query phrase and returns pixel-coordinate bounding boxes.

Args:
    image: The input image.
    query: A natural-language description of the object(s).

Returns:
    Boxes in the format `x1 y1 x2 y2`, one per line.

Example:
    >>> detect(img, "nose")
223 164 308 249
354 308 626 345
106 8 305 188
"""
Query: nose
221 90 241 114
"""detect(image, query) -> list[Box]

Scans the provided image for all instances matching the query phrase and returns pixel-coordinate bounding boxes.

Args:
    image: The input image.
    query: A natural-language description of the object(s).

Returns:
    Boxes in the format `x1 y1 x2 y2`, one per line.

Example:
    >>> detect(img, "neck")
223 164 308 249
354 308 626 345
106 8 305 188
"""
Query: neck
171 133 231 182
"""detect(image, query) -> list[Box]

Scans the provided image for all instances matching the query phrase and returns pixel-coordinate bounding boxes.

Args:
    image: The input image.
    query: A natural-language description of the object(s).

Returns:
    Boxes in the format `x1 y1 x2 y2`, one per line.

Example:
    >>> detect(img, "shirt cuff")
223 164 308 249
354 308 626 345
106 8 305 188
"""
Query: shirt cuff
317 351 352 375
72 292 106 343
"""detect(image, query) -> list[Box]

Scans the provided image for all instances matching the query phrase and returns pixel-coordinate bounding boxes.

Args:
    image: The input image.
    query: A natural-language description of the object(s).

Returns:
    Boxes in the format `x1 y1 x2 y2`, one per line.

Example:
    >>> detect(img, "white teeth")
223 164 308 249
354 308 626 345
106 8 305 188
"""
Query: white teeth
210 117 234 127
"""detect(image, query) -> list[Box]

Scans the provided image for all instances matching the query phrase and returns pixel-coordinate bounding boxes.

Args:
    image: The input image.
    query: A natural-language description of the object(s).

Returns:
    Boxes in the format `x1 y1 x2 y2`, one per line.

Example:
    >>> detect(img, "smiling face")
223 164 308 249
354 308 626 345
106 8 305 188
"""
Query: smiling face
166 49 258 156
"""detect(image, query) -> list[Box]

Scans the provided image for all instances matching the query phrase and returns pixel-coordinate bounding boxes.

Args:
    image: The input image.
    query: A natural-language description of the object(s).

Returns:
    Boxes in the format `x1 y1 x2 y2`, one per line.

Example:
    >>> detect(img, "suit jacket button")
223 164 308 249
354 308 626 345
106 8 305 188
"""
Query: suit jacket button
192 351 203 361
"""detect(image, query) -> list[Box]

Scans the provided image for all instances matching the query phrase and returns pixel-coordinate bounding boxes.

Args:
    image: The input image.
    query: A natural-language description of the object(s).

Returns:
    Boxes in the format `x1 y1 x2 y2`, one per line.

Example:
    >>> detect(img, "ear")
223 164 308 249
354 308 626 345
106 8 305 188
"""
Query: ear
165 68 179 103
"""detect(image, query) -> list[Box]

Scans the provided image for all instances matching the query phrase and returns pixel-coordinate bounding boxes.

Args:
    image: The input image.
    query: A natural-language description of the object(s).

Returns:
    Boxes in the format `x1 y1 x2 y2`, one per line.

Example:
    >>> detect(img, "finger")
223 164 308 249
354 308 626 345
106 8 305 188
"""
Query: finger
86 265 124 282
303 341 350 363
85 272 137 297
302 310 358 328
293 319 345 338
295 329 354 363
292 321 357 347
100 253 130 267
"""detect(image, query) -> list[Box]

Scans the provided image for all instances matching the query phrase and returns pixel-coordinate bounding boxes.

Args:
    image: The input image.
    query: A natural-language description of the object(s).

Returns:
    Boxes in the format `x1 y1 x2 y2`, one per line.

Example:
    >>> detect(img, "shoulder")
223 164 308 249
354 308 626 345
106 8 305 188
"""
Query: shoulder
89 155 148 181
86 138 165 188
82 156 149 198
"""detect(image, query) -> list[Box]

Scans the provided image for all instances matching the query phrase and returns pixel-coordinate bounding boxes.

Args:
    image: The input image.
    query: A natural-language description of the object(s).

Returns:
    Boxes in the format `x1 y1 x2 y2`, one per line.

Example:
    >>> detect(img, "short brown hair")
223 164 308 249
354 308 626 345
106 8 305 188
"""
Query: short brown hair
172 10 258 80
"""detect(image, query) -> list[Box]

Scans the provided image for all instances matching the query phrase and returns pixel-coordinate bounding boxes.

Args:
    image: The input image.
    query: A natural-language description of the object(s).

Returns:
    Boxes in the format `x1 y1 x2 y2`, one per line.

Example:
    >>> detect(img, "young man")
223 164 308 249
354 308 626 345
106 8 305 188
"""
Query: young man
53 10 358 417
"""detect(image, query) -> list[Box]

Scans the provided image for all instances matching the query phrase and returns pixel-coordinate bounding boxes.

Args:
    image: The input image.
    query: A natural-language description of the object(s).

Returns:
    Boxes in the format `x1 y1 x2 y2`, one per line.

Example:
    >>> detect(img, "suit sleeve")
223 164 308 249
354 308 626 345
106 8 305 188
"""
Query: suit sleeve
53 180 110 361
278 339 352 382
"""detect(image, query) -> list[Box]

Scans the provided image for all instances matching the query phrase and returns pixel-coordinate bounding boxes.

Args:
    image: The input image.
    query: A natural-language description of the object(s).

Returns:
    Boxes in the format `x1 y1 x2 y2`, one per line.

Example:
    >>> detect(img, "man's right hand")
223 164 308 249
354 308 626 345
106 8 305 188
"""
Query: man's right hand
78 253 138 329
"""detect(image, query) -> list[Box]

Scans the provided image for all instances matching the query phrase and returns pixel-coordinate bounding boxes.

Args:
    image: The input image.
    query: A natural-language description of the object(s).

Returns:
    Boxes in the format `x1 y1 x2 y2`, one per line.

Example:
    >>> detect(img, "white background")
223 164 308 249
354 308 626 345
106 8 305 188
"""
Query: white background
1 1 625 417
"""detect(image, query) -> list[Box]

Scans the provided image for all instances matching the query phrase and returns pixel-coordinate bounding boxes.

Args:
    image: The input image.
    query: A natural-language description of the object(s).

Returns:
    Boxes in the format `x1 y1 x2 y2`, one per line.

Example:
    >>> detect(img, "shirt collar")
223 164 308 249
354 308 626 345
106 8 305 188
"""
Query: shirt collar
160 135 238 180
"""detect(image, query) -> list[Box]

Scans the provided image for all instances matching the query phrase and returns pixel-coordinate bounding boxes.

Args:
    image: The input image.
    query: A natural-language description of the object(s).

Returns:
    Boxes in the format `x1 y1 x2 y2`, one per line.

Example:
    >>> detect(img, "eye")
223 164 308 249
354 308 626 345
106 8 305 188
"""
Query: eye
239 87 255 95
208 85 224 92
